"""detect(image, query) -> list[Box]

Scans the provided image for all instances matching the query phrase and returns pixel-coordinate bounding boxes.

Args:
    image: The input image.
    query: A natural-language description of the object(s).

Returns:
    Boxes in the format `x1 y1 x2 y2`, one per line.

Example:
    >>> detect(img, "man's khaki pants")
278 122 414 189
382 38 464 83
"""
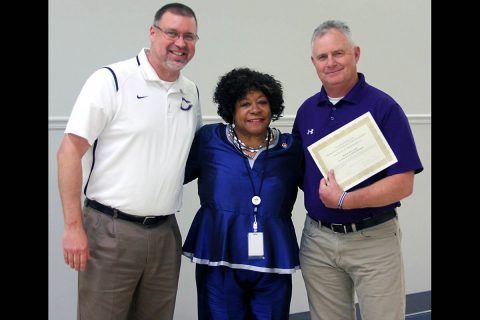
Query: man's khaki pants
78 206 182 320
300 215 405 320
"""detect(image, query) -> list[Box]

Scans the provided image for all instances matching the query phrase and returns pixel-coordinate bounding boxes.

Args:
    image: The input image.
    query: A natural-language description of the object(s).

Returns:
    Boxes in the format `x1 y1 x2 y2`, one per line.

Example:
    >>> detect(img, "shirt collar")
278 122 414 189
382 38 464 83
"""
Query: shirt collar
137 48 185 94
315 72 367 107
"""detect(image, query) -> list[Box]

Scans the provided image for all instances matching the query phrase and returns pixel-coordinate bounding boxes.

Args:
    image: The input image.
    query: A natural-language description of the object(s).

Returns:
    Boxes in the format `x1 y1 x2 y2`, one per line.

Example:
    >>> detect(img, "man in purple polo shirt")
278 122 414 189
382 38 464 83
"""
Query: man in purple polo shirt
292 20 423 320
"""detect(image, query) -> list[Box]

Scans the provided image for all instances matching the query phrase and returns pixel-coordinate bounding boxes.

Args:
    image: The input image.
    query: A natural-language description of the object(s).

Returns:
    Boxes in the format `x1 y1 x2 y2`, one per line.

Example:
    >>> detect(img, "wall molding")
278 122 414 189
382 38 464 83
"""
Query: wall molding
49 114 431 130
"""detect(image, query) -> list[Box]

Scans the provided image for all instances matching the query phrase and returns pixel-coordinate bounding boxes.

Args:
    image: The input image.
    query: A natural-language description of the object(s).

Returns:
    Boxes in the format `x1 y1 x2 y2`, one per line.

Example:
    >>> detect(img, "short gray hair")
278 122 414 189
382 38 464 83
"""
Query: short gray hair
311 20 354 47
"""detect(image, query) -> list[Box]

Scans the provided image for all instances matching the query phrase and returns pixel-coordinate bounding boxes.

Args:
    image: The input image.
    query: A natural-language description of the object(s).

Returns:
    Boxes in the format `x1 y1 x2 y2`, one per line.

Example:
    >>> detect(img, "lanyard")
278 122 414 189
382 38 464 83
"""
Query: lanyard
232 128 271 232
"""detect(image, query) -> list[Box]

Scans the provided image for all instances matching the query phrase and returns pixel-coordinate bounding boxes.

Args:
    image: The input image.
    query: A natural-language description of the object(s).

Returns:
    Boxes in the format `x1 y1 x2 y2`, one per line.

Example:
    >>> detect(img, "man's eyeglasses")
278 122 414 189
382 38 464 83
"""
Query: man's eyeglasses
153 25 199 43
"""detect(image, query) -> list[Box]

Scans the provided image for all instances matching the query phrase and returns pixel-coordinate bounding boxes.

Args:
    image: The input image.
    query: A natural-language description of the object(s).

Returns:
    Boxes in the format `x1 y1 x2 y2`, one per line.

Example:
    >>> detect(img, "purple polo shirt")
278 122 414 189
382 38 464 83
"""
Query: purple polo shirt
292 73 423 224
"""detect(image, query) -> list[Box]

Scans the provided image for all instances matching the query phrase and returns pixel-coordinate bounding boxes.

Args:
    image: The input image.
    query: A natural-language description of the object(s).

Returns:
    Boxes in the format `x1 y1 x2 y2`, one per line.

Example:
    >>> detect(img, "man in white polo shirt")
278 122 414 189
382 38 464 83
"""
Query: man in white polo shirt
57 3 202 319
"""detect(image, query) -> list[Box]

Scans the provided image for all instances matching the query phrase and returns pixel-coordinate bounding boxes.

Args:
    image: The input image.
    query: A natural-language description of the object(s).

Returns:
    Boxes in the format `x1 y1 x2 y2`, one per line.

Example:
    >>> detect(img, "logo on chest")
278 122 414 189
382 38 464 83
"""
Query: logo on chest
180 97 193 111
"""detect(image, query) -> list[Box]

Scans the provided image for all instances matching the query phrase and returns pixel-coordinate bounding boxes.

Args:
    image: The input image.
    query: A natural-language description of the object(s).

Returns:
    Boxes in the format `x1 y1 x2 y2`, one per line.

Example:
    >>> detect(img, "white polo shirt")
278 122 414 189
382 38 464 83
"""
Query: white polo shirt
66 48 202 216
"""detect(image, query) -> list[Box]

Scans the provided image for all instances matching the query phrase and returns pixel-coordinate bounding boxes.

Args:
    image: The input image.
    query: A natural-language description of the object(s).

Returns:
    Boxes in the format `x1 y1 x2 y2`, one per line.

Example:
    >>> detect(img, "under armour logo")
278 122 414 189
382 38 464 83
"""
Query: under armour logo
307 129 314 135
180 97 193 111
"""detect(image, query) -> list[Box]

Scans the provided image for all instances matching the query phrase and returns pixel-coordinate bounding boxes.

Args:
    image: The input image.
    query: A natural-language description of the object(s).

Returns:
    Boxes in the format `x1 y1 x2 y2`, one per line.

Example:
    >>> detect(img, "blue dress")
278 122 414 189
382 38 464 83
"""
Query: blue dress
182 123 302 274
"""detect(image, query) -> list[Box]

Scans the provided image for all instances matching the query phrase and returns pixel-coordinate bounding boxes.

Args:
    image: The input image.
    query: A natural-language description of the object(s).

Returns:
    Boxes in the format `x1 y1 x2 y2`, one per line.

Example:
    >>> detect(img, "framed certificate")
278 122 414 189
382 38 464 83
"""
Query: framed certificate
307 112 397 191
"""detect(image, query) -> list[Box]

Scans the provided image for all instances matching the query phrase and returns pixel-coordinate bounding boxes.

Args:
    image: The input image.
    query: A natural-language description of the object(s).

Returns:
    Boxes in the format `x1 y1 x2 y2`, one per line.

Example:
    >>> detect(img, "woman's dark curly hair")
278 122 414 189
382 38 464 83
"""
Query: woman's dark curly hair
213 68 285 124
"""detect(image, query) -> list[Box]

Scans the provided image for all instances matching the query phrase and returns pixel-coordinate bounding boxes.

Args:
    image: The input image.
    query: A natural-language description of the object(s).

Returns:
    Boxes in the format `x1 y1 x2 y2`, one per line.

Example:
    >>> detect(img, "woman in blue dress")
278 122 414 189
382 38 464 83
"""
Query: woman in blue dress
183 67 303 320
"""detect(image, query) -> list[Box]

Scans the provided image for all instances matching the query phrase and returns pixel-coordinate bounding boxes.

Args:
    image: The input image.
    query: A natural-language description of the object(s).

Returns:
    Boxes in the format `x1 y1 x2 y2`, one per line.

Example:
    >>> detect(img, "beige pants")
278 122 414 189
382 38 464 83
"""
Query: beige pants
300 215 405 320
78 206 182 320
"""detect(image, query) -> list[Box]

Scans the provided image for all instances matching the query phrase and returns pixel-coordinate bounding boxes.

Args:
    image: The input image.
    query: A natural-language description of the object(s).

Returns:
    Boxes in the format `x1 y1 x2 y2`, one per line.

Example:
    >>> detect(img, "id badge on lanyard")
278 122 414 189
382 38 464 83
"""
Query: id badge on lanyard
233 127 271 260
248 196 264 259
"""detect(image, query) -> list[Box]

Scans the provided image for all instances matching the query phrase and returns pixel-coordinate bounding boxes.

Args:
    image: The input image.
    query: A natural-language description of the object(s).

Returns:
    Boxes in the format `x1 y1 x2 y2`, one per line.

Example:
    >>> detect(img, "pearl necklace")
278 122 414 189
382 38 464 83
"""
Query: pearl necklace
228 124 274 158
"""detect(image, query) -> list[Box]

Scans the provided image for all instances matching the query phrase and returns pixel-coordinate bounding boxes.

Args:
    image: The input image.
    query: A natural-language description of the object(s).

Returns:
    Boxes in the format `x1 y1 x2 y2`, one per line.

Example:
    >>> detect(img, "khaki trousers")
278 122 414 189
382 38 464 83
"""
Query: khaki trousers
78 206 182 320
300 215 405 320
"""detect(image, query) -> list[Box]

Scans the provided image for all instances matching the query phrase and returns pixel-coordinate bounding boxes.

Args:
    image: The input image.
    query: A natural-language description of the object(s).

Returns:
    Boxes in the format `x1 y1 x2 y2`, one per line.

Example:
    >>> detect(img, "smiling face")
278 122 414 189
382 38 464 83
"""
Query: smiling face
148 11 197 81
233 90 272 143
311 28 360 97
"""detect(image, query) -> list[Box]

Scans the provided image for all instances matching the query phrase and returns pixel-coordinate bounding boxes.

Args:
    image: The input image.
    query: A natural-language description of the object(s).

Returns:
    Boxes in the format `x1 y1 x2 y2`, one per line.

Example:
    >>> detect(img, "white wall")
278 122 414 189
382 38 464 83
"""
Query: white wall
49 0 430 319
49 0 430 117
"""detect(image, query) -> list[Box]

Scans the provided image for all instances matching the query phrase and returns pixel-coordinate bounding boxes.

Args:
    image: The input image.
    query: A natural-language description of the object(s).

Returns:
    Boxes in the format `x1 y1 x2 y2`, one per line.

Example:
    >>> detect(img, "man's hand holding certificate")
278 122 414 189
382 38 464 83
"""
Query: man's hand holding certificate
307 112 397 191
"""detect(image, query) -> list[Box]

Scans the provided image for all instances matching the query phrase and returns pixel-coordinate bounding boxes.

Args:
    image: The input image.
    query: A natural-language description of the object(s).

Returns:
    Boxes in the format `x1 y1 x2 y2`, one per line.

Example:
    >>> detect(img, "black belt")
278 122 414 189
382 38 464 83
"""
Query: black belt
309 209 397 234
85 198 171 226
